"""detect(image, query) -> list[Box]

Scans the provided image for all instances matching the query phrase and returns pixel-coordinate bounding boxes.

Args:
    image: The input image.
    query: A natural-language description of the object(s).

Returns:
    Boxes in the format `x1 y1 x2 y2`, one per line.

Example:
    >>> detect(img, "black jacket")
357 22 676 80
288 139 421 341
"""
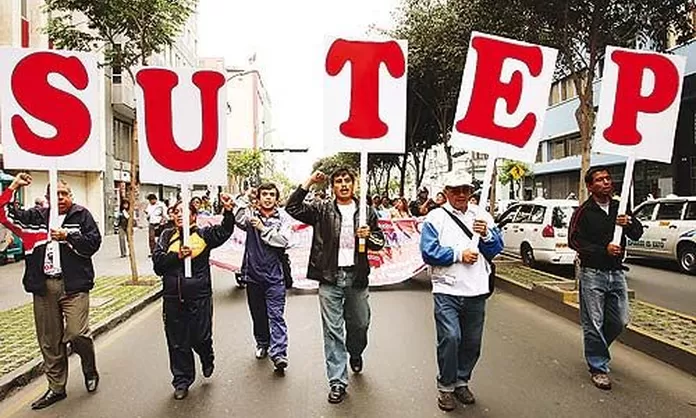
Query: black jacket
568 197 643 271
153 210 234 300
285 186 385 288
0 188 102 295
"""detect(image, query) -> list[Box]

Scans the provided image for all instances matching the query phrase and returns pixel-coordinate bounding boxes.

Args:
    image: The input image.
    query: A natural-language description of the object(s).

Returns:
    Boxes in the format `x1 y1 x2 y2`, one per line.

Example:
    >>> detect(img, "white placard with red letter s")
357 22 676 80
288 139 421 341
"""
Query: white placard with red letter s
450 32 558 163
323 37 408 153
0 48 104 171
593 46 686 163
135 67 228 185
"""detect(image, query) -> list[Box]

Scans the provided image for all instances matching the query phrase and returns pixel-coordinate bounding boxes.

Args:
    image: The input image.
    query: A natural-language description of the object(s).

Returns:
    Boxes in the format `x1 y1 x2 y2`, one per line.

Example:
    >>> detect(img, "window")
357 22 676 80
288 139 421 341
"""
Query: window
528 206 546 224
568 137 581 157
685 202 696 221
513 205 534 223
552 206 576 229
535 143 543 163
655 202 685 221
634 202 657 221
551 140 565 160
497 206 519 225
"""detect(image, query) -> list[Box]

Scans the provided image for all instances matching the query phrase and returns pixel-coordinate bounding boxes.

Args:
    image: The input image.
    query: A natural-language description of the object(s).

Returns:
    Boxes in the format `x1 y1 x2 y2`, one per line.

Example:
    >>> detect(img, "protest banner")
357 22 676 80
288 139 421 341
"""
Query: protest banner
593 47 686 244
0 48 104 232
200 214 427 289
135 67 228 276
324 37 408 250
450 32 557 247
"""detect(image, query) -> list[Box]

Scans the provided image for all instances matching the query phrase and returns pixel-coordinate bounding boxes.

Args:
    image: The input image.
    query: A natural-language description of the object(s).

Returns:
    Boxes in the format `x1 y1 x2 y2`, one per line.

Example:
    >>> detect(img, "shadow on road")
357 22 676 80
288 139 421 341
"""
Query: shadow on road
625 257 691 275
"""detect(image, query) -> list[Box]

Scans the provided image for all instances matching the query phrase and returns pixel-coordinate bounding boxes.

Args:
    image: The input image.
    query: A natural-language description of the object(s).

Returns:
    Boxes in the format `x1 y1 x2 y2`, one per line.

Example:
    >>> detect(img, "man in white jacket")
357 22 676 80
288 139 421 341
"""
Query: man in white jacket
420 172 503 412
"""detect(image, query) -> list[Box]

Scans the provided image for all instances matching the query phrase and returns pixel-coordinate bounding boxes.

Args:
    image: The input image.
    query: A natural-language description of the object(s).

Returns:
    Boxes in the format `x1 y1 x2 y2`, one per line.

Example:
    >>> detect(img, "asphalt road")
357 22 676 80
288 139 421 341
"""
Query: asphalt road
538 259 696 317
1 272 695 418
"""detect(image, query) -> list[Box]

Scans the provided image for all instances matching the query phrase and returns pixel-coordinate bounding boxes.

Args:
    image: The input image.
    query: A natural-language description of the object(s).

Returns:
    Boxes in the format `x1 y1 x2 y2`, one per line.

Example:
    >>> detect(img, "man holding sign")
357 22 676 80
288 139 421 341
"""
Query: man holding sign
153 194 235 400
286 168 384 404
568 167 643 390
0 173 102 410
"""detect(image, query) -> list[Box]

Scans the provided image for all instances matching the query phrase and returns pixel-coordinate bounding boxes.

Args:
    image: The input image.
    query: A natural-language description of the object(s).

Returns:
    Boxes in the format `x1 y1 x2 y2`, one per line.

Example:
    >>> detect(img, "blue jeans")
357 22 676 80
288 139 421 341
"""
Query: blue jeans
433 293 486 392
318 270 371 388
579 268 630 374
246 281 288 360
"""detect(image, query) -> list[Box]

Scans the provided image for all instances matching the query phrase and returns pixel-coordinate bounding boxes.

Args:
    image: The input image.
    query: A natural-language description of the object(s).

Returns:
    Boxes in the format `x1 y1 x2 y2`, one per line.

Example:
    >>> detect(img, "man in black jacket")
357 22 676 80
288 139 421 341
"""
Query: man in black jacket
286 167 385 404
568 167 643 391
0 173 102 410
153 194 235 400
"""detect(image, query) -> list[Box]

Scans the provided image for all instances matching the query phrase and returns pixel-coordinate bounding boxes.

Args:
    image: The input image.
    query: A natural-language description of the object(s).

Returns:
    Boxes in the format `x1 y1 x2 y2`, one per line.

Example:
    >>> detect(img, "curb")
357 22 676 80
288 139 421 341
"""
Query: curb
495 275 696 377
0 288 162 402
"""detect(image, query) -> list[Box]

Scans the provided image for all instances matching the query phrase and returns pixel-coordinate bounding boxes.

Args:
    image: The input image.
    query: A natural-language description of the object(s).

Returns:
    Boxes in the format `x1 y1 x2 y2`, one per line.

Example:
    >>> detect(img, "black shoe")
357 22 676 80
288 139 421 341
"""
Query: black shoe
203 363 214 378
273 357 288 372
173 388 188 400
84 373 99 393
454 386 475 405
255 347 268 359
349 356 363 373
328 385 347 404
437 391 457 412
31 389 67 410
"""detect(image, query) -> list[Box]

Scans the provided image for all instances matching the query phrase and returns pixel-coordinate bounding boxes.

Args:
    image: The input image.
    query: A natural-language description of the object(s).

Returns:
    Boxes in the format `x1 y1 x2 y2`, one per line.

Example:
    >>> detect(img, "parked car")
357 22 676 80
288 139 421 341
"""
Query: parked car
496 200 578 267
626 196 696 274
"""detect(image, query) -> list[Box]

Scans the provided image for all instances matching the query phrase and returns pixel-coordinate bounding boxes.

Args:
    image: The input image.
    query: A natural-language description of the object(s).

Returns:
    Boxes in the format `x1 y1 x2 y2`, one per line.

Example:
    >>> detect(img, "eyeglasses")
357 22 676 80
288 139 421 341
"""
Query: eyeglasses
446 186 472 195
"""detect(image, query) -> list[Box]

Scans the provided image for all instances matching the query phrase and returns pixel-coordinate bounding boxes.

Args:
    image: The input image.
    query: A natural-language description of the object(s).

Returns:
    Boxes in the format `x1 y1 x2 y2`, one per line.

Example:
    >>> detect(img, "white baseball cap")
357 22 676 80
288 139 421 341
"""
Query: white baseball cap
442 170 474 189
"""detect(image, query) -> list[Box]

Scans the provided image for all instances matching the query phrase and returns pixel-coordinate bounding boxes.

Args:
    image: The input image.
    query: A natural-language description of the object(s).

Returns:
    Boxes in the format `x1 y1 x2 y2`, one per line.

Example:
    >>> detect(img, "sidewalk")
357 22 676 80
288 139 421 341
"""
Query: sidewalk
0 229 154 311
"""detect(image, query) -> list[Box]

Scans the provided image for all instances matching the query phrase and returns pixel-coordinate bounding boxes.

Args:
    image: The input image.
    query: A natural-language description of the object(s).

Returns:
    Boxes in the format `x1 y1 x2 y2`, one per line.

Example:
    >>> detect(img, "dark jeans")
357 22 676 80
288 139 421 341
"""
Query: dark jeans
318 270 371 388
579 268 629 374
163 297 214 390
246 281 288 359
433 293 486 391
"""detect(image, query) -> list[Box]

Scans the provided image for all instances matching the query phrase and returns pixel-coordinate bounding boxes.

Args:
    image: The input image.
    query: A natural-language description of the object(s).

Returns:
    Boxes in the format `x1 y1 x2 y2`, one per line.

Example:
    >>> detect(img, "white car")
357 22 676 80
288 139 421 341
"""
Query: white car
496 200 578 267
627 196 696 274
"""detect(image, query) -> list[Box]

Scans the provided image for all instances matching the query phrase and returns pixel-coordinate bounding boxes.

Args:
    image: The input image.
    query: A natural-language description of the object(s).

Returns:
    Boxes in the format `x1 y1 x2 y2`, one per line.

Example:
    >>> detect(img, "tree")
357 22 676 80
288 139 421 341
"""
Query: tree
471 0 695 201
261 171 294 201
45 0 198 282
227 149 266 191
498 160 532 200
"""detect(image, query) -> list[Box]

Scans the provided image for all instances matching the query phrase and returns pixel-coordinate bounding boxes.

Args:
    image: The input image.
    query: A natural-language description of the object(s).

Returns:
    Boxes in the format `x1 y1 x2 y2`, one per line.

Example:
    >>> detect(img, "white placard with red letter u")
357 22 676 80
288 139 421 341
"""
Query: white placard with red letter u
593 46 686 163
0 48 104 171
135 67 228 185
323 37 408 153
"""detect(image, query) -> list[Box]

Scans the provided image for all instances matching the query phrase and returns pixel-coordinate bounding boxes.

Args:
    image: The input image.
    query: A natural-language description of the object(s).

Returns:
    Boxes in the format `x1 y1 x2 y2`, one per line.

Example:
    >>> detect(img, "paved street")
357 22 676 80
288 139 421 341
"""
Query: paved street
0 229 153 311
1 272 694 418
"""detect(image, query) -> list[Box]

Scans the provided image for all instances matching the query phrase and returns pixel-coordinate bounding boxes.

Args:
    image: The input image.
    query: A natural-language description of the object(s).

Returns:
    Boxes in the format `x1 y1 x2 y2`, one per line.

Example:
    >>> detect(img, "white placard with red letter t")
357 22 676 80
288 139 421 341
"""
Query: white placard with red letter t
593 46 686 163
135 67 228 186
323 37 408 153
0 48 104 171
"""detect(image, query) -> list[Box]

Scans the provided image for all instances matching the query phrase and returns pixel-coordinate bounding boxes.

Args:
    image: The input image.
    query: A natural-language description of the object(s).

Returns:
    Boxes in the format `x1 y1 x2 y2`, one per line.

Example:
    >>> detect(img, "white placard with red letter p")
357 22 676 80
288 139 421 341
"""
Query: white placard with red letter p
323 37 408 154
0 48 104 171
135 67 228 186
593 46 686 163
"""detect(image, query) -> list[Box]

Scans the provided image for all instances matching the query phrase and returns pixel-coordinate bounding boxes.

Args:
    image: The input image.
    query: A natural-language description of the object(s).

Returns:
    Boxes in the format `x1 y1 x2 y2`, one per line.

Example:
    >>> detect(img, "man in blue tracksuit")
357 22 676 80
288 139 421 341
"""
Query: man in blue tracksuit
235 183 292 372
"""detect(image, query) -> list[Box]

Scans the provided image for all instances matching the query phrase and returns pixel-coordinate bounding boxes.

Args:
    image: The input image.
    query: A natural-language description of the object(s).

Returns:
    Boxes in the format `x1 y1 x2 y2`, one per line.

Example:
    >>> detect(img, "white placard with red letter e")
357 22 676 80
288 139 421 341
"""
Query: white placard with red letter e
135 67 228 185
0 48 104 171
593 46 686 163
450 31 558 163
323 37 408 153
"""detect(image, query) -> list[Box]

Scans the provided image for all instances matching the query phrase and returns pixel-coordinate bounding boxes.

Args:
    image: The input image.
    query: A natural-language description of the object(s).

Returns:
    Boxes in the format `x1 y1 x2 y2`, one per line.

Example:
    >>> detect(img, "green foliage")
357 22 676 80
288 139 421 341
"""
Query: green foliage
44 0 197 74
227 149 265 179
261 171 295 200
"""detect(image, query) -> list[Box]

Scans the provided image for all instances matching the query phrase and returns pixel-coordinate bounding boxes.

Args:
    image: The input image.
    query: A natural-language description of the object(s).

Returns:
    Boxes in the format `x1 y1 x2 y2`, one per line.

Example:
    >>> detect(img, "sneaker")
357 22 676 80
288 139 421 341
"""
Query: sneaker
454 386 475 405
173 388 188 400
591 372 612 390
328 385 347 404
255 347 268 359
273 357 288 372
437 391 457 412
349 356 363 373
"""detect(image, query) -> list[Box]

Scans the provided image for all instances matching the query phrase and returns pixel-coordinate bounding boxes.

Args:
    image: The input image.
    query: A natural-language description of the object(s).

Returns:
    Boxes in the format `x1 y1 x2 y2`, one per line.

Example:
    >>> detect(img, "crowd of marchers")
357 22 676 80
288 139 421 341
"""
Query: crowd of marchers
0 164 640 412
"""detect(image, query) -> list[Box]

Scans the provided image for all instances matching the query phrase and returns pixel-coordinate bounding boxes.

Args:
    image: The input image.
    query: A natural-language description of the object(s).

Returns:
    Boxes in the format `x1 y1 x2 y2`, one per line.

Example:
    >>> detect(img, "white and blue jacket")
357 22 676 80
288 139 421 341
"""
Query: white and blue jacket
420 203 503 297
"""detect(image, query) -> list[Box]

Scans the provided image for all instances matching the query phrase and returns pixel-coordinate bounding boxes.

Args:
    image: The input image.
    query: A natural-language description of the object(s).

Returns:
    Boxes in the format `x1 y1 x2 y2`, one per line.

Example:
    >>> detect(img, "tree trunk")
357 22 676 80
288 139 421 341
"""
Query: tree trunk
385 163 392 196
399 153 408 197
489 160 497 217
445 144 453 172
576 97 595 203
126 119 139 283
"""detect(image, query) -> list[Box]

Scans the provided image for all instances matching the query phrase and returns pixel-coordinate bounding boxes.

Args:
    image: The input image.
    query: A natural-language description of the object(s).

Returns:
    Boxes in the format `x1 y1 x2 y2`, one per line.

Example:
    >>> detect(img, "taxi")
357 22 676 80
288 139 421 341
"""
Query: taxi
626 196 696 274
